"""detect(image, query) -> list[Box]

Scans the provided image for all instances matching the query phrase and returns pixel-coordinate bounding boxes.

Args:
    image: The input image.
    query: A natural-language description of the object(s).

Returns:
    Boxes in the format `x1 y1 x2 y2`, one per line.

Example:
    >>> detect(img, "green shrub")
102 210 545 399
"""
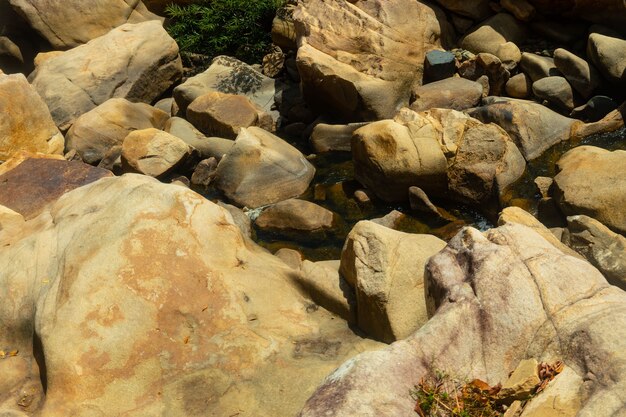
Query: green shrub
165 0 286 64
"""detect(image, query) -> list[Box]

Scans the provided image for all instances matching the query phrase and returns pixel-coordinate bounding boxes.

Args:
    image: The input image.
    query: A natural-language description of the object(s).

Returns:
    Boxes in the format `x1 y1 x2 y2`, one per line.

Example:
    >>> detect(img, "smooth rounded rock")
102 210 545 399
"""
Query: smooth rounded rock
410 77 483 112
255 199 336 240
587 33 626 86
506 73 532 98
121 128 193 177
532 76 576 111
553 48 601 99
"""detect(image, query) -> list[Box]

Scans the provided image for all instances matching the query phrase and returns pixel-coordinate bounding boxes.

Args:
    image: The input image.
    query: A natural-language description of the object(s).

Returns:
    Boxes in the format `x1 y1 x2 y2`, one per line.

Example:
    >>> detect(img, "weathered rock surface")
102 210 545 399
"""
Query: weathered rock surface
532 76 576 111
587 33 626 86
121 128 193 177
310 122 368 153
65 98 169 164
173 55 277 117
562 215 626 290
186 91 274 139
553 146 626 234
553 48 601 99
0 158 112 219
0 72 63 161
6 0 161 49
339 220 447 343
461 13 527 69
298 223 626 417
468 97 581 160
255 199 336 240
0 174 380 417
30 21 182 130
410 77 483 112
213 127 315 208
164 117 234 160
293 0 452 121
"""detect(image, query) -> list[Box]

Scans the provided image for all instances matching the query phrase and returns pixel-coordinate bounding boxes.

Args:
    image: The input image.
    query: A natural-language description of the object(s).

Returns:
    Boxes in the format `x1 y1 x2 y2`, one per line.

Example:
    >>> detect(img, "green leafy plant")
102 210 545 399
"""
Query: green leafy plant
165 0 286 64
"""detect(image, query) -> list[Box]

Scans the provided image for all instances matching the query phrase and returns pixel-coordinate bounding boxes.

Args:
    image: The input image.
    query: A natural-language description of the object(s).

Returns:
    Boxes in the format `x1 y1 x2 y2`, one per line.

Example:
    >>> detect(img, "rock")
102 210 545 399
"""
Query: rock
461 13 527 69
506 73 532 98
310 123 368 153
213 127 315 208
553 48 601 99
97 145 123 173
339 220 447 342
409 186 442 218
552 146 626 234
274 248 304 270
468 97 582 160
65 98 169 164
351 118 448 202
186 91 274 139
190 157 218 187
458 53 510 96
498 359 540 402
0 174 381 417
500 0 535 21
370 210 410 230
0 73 63 161
0 35 23 73
255 199 336 240
432 0 492 20
217 201 253 239
570 95 618 122
6 0 160 49
153 97 174 114
587 33 626 86
271 4 297 51
534 176 553 198
519 366 583 417
293 0 452 121
262 46 285 78
519 52 560 82
0 205 25 246
173 55 278 118
30 21 182 130
410 77 483 112
298 223 626 417
0 151 64 177
0 158 112 219
298 260 356 323
532 76 576 111
164 117 234 160
121 128 193 178
446 120 525 208
526 0 626 32
562 215 626 290
423 50 456 83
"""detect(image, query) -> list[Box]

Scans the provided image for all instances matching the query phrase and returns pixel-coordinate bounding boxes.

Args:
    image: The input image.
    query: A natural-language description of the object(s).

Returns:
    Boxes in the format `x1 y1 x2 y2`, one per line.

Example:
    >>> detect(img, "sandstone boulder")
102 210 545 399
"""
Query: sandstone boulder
293 0 452 121
410 77 483 112
298 223 626 417
339 220 447 343
173 55 278 118
213 127 315 208
552 146 626 234
164 117 234 161
65 98 169 164
310 122 368 153
30 21 182 130
121 128 193 177
0 72 63 161
186 91 274 139
255 199 336 241
587 33 626 86
0 174 380 417
553 48 601 99
562 215 626 290
0 158 112 219
468 97 581 160
461 13 527 69
519 52 559 82
7 0 160 49
532 76 576 111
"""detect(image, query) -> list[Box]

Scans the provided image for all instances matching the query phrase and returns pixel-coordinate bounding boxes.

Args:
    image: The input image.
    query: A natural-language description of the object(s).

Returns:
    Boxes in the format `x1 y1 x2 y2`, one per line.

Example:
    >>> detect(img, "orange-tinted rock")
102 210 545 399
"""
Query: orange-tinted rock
0 158 112 219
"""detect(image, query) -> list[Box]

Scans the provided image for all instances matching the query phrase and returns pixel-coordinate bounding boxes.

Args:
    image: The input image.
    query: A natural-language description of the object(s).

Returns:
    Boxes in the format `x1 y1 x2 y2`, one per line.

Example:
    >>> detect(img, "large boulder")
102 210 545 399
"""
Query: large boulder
298 223 626 417
587 33 626 86
0 158 112 219
0 72 63 161
173 55 278 118
468 97 582 160
0 174 381 417
213 127 315 208
65 98 170 164
30 21 182 130
6 0 160 49
293 0 452 121
562 215 626 290
552 146 626 234
410 77 483 112
339 221 447 343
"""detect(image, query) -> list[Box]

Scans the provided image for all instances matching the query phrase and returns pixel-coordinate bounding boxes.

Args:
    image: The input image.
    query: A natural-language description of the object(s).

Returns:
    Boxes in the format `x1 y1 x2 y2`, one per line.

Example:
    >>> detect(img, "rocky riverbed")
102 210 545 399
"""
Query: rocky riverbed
1 0 626 416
